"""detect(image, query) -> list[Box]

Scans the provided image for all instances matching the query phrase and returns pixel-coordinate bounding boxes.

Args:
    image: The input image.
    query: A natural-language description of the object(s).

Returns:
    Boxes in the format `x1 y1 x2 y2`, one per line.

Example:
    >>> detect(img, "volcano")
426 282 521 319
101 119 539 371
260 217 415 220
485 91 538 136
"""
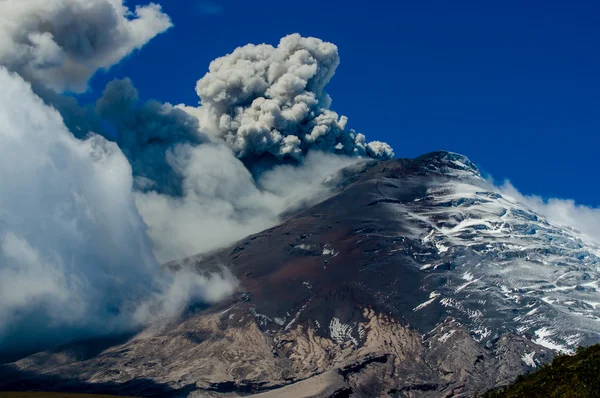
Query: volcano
3 151 600 397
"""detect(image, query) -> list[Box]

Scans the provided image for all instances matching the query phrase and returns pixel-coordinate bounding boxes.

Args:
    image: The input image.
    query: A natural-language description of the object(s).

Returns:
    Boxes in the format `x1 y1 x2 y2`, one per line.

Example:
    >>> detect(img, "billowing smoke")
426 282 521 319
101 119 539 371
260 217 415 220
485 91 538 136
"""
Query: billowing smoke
192 34 394 163
0 0 172 92
0 8 391 357
97 78 209 195
92 77 359 262
86 77 358 263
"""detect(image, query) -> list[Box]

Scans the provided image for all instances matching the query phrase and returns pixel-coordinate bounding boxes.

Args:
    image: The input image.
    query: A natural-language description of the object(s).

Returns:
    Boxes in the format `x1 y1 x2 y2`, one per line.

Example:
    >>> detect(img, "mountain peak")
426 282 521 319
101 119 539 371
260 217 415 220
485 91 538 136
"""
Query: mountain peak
6 149 598 398
413 150 482 179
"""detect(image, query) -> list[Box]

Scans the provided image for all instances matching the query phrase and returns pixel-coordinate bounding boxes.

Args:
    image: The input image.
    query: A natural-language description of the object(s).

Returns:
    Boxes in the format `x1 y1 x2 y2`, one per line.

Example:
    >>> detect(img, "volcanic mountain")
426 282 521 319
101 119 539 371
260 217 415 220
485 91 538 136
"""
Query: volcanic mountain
2 151 600 397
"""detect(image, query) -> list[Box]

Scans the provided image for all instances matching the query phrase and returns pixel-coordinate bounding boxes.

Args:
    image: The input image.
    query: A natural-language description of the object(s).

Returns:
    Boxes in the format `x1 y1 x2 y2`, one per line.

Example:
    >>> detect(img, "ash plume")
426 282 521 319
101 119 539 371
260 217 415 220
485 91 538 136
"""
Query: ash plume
0 14 390 356
97 78 209 195
0 0 172 92
192 34 394 163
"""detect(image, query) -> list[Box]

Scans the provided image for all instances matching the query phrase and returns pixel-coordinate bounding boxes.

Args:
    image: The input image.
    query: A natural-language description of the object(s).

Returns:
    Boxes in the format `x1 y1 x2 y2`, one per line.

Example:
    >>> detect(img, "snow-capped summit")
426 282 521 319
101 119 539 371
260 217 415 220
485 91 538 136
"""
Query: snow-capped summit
406 177 600 354
413 150 483 179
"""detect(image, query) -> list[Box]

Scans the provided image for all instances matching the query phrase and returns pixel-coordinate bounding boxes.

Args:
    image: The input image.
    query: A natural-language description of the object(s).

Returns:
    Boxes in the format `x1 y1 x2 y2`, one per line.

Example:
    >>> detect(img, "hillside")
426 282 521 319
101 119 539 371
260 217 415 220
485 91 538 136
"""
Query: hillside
482 344 600 398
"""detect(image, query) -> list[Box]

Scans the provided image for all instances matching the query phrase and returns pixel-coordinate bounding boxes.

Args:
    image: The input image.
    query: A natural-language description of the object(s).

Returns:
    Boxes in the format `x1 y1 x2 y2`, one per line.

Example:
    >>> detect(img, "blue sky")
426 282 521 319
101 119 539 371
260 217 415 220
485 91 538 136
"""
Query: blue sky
86 0 599 205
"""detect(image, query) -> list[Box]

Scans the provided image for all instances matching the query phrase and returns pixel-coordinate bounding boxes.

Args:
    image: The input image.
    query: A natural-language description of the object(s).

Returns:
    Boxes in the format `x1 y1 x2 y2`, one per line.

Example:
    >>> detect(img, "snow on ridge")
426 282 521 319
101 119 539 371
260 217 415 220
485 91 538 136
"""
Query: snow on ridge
471 326 491 342
329 317 358 345
533 328 572 354
414 291 441 312
438 329 456 343
322 244 337 256
385 178 600 352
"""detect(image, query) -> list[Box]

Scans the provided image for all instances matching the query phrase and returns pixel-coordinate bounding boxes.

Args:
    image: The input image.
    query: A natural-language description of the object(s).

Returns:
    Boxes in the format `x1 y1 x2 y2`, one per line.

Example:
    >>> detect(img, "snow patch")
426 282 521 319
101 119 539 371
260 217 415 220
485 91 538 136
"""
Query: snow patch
422 229 435 243
436 242 449 253
329 317 358 345
565 333 582 347
438 329 456 343
220 306 234 315
285 298 312 331
358 323 366 339
521 351 536 368
413 291 441 312
533 328 572 354
455 277 479 293
322 244 337 256
471 327 491 342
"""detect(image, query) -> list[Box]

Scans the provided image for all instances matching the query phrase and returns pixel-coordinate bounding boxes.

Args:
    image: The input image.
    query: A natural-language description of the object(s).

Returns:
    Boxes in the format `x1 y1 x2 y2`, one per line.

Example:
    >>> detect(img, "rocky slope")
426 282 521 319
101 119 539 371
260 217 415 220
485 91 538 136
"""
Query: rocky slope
3 151 600 397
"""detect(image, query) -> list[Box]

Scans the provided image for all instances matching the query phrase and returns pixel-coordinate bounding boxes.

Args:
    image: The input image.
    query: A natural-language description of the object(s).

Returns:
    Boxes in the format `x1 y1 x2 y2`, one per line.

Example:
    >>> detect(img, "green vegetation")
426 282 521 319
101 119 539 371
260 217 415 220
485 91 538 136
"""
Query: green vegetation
482 344 600 398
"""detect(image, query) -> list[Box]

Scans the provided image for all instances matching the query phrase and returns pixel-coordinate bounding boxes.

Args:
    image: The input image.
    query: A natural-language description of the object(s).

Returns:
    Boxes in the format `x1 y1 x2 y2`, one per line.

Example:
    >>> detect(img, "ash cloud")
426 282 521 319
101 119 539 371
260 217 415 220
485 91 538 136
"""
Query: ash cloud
97 78 209 195
89 77 357 263
0 0 172 92
0 15 389 357
77 34 390 262
191 34 394 162
88 75 361 264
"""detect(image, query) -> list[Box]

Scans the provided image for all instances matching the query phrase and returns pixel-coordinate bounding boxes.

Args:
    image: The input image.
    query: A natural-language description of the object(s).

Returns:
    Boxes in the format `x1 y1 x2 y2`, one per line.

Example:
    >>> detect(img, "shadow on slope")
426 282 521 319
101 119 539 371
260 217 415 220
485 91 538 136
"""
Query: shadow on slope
0 365 194 398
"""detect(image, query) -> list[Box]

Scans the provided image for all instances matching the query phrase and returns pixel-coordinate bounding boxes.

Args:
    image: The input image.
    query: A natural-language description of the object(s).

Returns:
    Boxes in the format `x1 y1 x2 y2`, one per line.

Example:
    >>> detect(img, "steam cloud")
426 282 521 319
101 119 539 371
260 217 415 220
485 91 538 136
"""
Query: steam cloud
0 68 136 351
0 0 172 92
135 148 357 263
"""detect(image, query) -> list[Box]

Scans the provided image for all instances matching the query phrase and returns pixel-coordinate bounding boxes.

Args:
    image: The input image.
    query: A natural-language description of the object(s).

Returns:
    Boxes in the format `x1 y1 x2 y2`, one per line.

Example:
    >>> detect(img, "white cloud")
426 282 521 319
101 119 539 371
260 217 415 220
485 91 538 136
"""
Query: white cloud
0 0 172 92
0 67 234 354
498 181 600 246
135 144 358 263
133 266 238 325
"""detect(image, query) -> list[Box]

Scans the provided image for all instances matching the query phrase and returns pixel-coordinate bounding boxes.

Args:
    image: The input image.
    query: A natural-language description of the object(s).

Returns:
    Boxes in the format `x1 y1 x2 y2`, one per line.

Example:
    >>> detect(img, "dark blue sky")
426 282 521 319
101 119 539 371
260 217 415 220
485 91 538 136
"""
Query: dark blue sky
87 0 599 205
